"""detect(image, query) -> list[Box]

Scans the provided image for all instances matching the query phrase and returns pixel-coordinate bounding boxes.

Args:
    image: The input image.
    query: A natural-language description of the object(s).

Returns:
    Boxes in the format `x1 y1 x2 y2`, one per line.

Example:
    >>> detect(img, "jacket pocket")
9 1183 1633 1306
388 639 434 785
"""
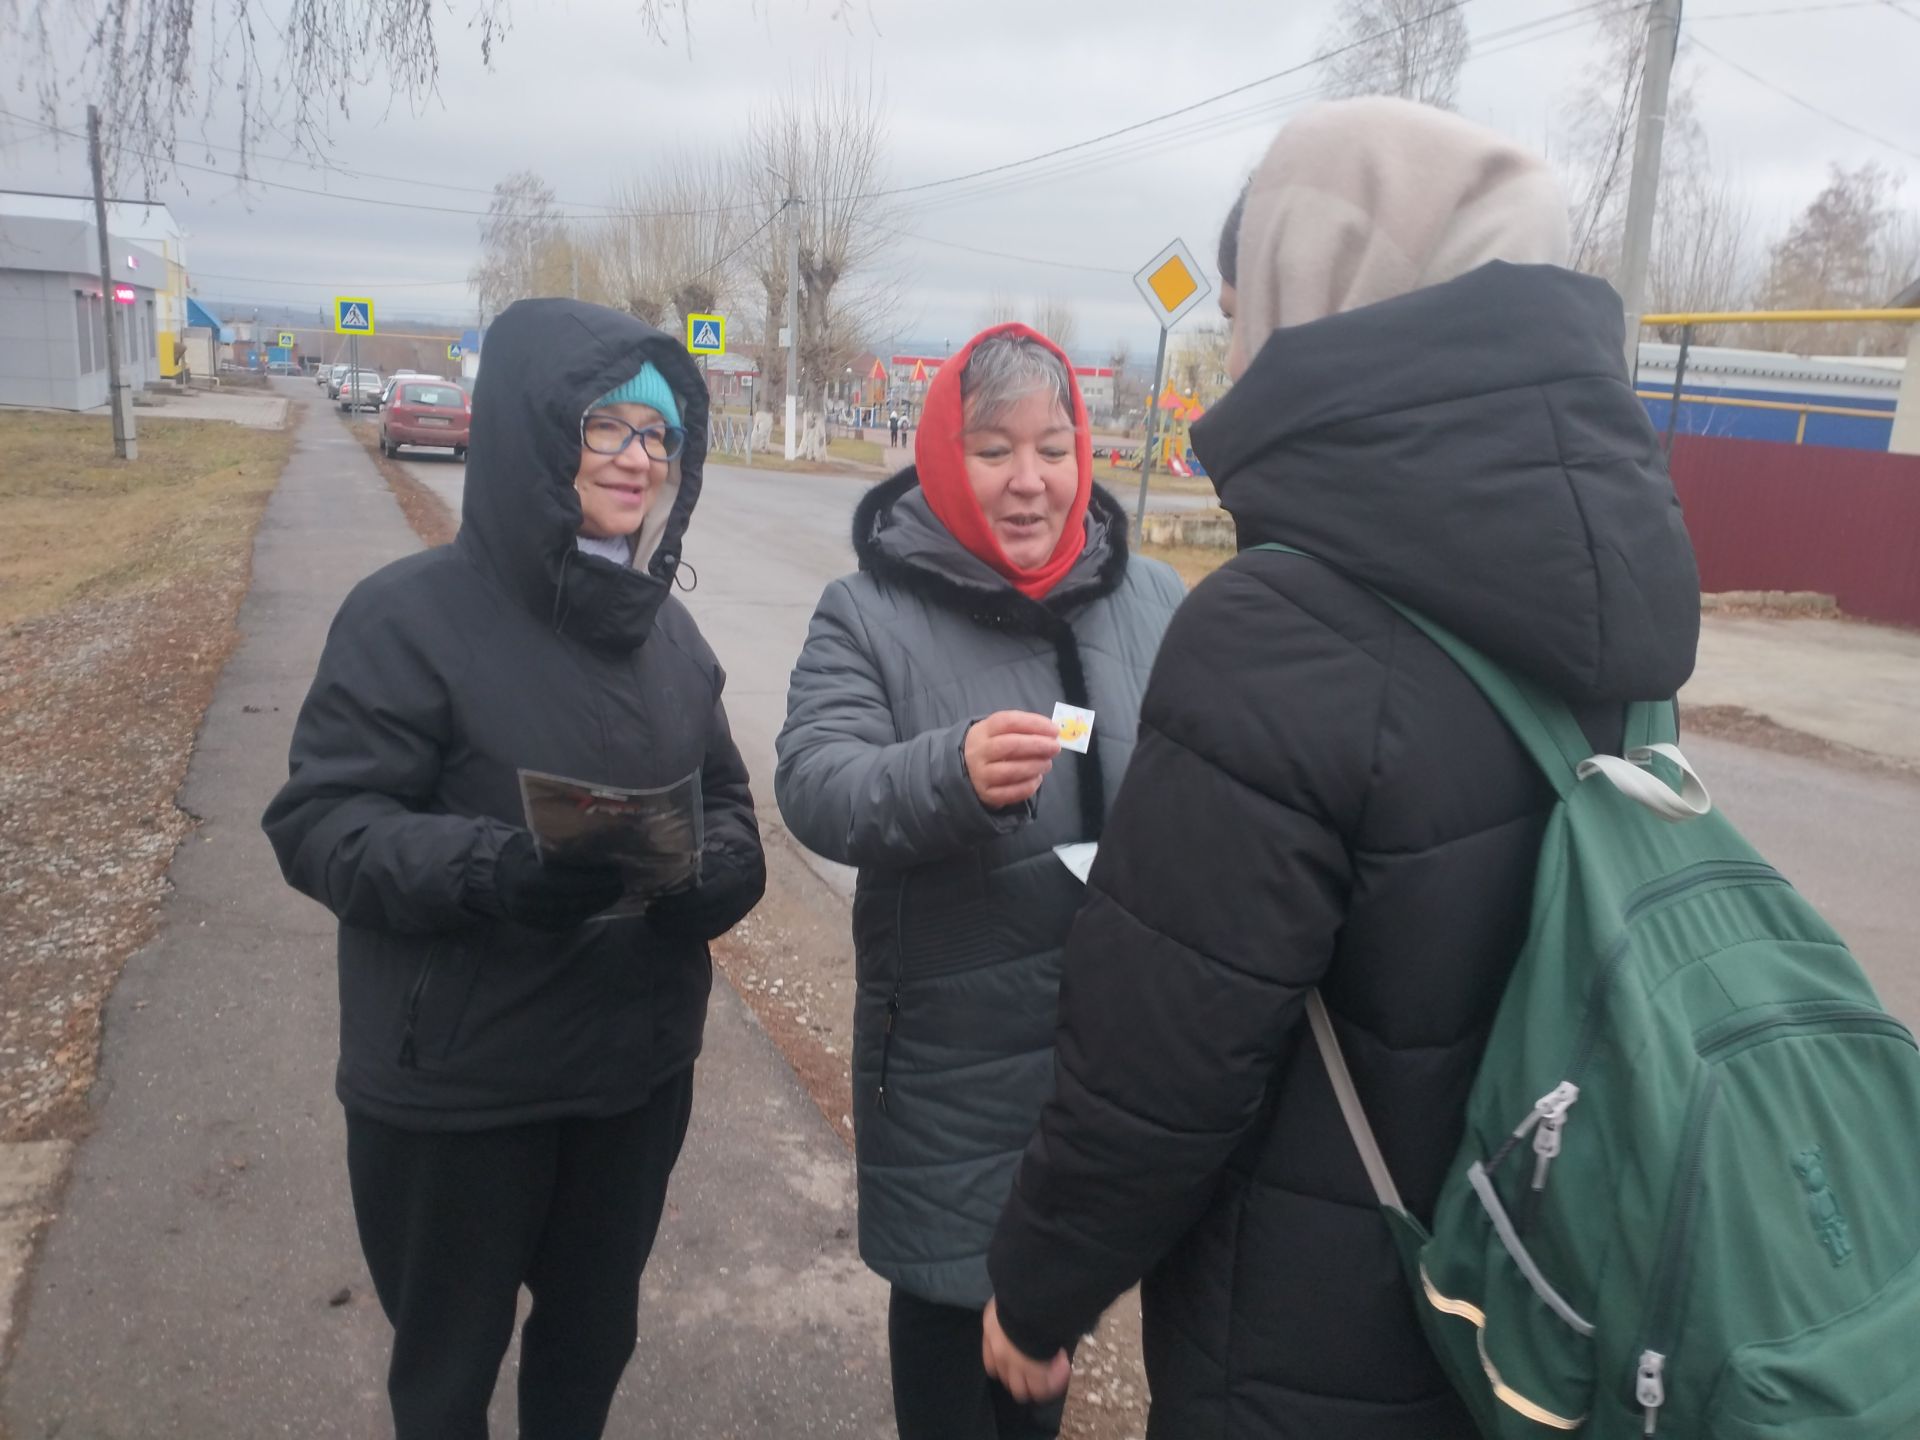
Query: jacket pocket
1707 1245 1920 1439
396 941 482 1069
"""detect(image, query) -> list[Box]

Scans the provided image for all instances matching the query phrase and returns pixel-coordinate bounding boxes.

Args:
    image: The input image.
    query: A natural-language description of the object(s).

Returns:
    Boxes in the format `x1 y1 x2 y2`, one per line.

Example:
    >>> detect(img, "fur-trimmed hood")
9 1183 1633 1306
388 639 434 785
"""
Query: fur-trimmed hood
851 467 1132 631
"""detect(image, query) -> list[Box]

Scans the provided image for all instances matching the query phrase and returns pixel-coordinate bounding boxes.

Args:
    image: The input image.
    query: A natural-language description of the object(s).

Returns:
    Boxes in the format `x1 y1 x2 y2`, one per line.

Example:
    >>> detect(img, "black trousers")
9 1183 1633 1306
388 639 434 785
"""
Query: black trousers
888 1287 1068 1440
344 1069 696 1440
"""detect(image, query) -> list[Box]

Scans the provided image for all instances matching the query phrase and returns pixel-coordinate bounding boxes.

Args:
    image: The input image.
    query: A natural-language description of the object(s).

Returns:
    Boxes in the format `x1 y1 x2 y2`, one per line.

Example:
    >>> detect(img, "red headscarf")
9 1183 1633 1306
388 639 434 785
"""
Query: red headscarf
914 323 1095 601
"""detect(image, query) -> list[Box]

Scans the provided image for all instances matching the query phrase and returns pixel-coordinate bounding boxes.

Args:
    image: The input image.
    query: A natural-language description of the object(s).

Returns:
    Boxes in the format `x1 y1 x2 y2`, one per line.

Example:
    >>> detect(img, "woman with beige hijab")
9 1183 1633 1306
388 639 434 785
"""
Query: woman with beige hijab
981 98 1700 1437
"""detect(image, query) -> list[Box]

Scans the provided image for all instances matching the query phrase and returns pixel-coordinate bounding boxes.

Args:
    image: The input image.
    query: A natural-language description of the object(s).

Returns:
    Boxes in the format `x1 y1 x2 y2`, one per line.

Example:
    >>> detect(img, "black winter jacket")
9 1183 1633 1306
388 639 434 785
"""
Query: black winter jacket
987 264 1701 1437
262 298 764 1131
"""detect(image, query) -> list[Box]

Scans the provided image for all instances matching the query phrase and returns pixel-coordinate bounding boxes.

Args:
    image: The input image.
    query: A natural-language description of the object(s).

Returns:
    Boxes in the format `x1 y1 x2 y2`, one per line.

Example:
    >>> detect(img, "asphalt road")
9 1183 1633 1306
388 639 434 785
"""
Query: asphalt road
401 441 1920 1024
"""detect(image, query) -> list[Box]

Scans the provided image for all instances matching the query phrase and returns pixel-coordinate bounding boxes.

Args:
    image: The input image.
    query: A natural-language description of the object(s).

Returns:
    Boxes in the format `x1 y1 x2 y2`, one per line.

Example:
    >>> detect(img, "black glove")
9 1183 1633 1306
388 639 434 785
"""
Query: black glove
646 841 767 942
491 831 625 932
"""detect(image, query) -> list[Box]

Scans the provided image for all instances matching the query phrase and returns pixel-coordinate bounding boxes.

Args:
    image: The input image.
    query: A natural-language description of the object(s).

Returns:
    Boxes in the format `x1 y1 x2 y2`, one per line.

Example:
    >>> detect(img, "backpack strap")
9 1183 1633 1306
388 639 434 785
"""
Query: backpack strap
1305 990 1407 1214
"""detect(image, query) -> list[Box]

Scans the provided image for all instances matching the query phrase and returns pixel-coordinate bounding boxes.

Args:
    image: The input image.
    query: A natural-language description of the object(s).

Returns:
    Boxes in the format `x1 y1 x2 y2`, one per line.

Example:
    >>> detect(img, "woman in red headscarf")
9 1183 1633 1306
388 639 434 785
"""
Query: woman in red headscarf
775 325 1185 1438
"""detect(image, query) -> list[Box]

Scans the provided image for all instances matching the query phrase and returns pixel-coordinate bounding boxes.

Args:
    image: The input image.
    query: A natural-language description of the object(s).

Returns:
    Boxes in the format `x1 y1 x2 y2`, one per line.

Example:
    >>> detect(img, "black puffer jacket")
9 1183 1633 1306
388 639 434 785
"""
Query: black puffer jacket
988 263 1700 1437
262 298 764 1131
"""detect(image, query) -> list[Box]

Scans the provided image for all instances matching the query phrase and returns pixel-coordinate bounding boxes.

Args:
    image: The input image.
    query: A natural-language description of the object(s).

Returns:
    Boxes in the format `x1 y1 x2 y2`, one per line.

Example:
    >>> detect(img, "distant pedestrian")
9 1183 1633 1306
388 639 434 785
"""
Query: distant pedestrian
981 98 1702 1437
775 324 1185 1439
263 298 766 1440
889 408 901 447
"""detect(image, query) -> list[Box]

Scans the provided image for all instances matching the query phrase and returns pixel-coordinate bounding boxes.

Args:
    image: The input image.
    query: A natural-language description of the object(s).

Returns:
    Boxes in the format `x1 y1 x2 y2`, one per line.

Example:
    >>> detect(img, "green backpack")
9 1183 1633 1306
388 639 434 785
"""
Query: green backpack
1262 549 1920 1438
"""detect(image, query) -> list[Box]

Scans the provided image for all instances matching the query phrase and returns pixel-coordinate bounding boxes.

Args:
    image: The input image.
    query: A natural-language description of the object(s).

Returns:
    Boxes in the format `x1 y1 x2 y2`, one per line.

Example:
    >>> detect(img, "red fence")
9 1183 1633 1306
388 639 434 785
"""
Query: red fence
1669 435 1920 629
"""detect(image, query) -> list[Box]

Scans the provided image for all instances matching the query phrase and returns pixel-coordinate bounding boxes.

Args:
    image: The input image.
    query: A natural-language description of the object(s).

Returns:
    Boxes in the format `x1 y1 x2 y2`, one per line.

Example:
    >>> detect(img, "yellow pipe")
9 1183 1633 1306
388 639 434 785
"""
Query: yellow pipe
1640 309 1920 325
1796 412 1809 445
1632 391 1891 420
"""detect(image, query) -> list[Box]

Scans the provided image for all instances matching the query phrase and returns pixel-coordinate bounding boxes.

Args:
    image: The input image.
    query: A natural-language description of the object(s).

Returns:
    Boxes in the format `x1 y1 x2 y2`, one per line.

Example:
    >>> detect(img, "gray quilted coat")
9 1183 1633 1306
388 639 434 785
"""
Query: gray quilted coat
775 470 1184 1305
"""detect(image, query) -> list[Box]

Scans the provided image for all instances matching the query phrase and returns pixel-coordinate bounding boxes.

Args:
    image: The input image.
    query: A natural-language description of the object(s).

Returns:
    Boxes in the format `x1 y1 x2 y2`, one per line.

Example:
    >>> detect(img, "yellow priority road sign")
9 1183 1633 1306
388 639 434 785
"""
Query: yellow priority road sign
686 312 725 356
334 297 376 335
1133 239 1212 331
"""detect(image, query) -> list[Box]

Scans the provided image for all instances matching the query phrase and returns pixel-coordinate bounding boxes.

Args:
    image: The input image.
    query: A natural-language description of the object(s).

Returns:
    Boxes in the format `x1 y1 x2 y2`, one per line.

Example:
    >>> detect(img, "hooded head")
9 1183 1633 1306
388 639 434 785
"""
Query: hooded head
459 299 709 651
1225 96 1570 374
912 323 1094 601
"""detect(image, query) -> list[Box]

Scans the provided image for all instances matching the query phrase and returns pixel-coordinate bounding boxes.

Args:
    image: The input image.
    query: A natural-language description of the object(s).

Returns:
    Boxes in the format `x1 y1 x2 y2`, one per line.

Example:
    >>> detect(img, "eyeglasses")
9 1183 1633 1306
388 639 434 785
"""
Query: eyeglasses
580 412 687 461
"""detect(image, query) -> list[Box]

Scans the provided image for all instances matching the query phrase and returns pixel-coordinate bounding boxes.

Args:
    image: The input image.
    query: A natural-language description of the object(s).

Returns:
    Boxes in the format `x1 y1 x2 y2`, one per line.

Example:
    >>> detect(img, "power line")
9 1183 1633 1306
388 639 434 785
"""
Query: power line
0 107 751 222
190 268 473 288
853 219 1136 277
857 0 1481 204
1688 35 1920 161
1 0 1494 224
899 0 1620 221
1880 0 1920 25
1691 0 1894 15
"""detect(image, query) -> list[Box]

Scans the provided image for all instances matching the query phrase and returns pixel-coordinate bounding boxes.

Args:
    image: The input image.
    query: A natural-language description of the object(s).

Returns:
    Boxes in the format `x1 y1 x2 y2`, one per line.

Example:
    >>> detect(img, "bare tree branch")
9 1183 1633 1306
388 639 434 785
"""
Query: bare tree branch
469 170 564 323
6 0 683 188
740 63 899 454
1759 162 1914 355
1318 0 1471 110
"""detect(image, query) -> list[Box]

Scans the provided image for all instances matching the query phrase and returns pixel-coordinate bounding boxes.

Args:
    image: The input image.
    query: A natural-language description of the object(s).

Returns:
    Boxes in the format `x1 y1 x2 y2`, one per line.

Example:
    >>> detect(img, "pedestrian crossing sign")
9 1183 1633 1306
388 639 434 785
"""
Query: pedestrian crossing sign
686 312 725 356
333 296 376 335
276 331 296 349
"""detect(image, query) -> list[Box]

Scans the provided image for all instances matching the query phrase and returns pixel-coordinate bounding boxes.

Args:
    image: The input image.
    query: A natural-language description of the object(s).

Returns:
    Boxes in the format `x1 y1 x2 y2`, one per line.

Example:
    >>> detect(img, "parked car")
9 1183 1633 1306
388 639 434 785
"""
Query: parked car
337 371 385 412
324 363 350 397
379 379 471 459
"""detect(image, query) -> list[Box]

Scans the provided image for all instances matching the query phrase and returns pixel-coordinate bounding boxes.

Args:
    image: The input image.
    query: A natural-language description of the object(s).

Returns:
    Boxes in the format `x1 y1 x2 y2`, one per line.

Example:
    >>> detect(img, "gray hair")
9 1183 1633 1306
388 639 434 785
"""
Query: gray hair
961 334 1075 431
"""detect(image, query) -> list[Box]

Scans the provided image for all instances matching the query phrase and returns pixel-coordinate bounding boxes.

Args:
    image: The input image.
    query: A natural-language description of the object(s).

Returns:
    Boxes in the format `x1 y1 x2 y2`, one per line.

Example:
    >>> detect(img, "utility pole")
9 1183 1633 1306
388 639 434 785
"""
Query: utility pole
569 240 580 301
784 191 801 462
1615 0 1684 378
88 105 135 459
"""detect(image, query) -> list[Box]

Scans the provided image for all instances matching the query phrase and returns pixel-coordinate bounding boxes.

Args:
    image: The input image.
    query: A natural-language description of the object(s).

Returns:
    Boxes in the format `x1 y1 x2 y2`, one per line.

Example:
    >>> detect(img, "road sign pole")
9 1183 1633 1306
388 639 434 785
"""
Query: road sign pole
88 105 135 460
1134 325 1170 542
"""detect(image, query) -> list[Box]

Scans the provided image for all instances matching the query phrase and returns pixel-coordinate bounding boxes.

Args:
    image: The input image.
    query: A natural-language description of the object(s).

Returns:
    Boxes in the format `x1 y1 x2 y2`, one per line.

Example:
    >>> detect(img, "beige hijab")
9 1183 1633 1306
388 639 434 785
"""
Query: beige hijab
1231 97 1571 368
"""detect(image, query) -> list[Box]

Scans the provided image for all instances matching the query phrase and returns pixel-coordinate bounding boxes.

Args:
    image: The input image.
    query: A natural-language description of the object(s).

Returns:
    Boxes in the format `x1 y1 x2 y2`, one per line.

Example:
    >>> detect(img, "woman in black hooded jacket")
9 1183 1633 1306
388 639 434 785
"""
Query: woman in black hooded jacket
982 99 1701 1437
262 298 764 1440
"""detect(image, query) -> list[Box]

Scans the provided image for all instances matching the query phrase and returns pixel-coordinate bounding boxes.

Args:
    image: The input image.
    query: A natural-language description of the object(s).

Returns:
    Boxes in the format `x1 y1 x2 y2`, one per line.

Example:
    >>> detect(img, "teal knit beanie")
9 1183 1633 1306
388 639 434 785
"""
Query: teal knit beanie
591 361 682 428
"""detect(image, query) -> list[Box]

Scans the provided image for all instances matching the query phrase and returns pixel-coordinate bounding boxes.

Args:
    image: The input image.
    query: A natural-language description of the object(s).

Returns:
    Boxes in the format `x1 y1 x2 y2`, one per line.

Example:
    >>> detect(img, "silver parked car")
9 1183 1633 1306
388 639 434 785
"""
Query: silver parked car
337 371 385 412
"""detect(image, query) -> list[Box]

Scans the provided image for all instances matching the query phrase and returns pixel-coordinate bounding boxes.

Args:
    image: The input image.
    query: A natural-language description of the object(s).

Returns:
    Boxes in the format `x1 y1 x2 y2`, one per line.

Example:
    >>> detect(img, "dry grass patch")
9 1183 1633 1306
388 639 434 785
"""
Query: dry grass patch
0 410 292 1140
0 412 291 629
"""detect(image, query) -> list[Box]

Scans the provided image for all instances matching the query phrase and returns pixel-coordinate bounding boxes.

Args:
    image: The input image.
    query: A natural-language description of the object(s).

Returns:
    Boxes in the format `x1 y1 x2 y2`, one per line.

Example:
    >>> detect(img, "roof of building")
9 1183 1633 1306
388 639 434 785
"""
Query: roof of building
0 191 185 242
1891 276 1920 310
1635 341 1902 390
0 213 167 286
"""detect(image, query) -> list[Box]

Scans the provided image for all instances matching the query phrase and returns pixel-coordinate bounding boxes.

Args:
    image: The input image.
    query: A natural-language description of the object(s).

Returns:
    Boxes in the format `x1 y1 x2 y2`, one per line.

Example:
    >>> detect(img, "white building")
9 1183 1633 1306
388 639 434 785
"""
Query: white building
0 207 166 410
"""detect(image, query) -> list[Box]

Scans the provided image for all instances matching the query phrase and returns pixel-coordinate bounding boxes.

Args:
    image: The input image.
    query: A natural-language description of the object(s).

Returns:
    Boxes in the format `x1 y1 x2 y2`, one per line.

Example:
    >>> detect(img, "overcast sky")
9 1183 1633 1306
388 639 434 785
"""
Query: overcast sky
2 0 1914 356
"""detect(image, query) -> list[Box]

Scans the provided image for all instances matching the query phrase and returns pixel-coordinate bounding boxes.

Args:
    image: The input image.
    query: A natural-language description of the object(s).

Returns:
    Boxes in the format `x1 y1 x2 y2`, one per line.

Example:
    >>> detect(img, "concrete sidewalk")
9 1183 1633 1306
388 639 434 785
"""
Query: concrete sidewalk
1686 613 1920 769
2 388 889 1439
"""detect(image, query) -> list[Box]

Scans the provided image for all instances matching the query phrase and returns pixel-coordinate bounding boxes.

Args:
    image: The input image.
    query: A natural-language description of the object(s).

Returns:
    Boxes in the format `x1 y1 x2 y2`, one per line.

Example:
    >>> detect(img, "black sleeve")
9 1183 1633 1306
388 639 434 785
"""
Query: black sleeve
986 560 1384 1357
648 682 766 942
260 576 517 935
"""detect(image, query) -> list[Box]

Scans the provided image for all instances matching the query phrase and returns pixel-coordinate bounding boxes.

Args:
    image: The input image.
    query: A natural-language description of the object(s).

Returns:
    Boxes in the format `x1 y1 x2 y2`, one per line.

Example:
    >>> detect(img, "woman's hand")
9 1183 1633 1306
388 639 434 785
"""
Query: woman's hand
981 1299 1072 1406
963 712 1063 810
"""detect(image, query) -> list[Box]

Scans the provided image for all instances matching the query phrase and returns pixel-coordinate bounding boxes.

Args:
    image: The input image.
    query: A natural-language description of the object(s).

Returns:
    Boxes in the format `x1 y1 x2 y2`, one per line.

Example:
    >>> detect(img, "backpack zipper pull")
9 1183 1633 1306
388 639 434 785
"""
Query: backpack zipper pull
1636 1350 1666 1436
1528 1081 1581 1189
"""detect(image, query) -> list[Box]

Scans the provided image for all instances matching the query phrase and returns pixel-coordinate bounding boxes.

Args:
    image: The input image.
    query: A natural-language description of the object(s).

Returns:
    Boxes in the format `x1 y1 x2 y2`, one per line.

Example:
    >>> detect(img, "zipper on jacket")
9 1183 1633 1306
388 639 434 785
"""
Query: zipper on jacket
1632 1069 1719 1436
876 988 900 1113
877 877 911 1114
397 949 439 1069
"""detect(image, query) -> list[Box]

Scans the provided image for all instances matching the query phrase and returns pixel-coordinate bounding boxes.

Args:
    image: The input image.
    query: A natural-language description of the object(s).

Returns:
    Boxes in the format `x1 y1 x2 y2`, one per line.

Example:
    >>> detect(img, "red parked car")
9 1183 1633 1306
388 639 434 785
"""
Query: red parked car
379 379 471 460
